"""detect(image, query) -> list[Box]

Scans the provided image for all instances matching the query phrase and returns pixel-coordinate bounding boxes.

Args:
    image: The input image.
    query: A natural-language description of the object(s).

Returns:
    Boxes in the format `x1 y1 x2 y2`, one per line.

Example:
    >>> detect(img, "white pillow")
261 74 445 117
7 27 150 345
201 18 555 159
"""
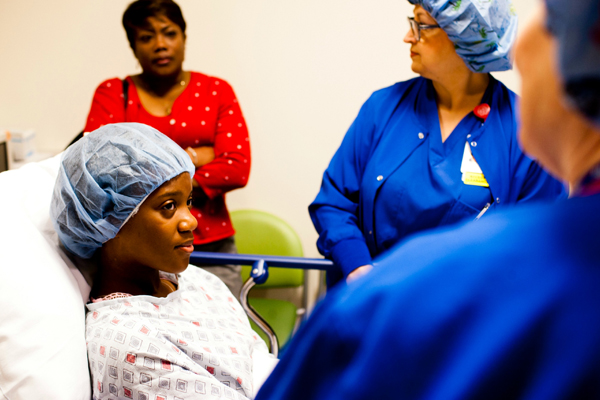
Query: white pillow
0 155 91 400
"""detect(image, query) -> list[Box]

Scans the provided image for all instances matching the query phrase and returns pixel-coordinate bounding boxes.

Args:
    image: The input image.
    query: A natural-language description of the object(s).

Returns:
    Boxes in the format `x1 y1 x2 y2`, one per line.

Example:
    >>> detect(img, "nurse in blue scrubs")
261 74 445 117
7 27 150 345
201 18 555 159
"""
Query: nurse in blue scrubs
257 2 600 398
310 0 565 284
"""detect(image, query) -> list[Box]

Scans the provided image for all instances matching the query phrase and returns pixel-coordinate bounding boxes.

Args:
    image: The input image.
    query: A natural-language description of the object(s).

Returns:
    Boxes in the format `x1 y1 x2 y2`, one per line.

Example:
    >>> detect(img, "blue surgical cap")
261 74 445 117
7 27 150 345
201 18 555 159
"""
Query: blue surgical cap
51 123 195 259
407 0 518 73
546 0 600 126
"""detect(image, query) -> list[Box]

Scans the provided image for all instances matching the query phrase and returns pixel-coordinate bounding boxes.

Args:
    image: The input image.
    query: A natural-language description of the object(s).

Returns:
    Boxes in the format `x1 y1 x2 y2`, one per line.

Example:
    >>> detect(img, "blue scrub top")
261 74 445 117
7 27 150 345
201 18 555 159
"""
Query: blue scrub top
310 76 565 282
258 193 600 400
375 79 494 250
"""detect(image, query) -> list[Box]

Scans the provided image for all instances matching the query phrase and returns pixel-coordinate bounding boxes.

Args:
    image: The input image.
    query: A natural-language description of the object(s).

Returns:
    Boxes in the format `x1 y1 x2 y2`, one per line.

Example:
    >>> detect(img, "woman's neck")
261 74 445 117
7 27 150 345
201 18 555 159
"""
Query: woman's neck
132 70 190 116
432 72 490 112
565 126 600 190
92 270 162 299
432 71 490 142
92 251 163 298
138 69 188 97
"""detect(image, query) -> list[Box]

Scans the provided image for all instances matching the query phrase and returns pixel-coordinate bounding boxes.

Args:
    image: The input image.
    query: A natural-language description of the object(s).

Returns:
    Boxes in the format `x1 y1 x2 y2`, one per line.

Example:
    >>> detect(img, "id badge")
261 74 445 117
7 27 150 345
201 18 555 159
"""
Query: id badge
460 141 489 187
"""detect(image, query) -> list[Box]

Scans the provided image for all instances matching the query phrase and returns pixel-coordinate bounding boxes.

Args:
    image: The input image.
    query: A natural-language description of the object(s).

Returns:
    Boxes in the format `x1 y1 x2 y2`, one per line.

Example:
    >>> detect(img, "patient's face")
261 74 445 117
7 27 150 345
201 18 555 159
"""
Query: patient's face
103 172 197 275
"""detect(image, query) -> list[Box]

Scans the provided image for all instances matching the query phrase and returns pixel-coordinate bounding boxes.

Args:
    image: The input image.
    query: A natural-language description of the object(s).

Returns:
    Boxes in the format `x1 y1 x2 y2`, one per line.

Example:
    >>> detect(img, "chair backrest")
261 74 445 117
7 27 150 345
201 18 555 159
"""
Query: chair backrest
230 209 304 288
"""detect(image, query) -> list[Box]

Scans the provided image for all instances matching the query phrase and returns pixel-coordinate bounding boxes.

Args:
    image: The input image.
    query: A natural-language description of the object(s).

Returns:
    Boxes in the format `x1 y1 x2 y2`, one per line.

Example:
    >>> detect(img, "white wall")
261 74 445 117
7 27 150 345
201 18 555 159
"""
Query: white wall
0 0 537 259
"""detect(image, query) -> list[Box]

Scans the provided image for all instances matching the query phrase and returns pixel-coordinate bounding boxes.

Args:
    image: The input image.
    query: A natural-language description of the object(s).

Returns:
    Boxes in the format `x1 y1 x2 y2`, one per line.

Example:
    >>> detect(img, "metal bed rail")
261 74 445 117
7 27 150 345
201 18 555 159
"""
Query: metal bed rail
190 251 334 357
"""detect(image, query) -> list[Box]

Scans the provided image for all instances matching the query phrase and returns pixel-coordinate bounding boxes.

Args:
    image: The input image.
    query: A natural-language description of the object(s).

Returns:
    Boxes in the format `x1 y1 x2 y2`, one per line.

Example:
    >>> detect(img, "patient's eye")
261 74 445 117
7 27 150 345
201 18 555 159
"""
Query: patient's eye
162 201 176 211
166 30 177 37
187 197 193 209
139 34 153 43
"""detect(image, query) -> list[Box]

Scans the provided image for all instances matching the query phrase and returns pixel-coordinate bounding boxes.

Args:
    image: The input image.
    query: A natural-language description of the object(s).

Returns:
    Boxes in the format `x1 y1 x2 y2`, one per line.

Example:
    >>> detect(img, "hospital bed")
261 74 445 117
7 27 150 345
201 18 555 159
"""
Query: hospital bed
191 252 333 357
0 154 333 400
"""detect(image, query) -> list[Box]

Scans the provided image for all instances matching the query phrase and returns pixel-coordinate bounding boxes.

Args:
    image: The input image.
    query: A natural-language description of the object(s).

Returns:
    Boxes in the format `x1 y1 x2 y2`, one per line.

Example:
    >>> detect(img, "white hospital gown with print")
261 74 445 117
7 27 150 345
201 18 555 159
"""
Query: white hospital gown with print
86 267 270 400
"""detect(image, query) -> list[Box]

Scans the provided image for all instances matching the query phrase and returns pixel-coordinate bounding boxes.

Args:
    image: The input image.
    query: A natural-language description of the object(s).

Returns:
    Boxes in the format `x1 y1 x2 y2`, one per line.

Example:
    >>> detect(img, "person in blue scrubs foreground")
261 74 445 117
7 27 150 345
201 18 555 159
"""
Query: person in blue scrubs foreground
257 1 600 398
310 0 565 285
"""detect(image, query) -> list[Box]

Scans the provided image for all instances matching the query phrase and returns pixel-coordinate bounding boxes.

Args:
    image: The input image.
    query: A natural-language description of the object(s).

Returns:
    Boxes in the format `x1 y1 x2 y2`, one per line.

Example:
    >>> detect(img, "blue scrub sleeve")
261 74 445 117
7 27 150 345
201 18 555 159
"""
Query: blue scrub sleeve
330 239 373 277
309 98 378 277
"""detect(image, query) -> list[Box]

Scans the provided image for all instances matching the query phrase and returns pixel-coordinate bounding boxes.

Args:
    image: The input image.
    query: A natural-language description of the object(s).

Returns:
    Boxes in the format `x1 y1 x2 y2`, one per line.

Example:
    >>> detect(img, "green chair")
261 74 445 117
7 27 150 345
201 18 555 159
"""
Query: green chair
230 209 305 355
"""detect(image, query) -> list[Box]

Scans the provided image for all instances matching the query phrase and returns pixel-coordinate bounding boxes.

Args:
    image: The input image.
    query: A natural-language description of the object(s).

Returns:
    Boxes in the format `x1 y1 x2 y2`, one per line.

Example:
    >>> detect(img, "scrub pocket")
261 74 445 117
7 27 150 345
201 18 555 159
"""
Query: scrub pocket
440 199 489 226
441 182 494 225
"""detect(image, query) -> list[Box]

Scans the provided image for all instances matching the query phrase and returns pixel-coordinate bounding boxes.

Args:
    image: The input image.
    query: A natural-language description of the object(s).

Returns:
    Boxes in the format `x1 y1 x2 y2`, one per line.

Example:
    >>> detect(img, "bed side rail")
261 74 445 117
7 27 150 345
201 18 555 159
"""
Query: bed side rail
189 252 334 357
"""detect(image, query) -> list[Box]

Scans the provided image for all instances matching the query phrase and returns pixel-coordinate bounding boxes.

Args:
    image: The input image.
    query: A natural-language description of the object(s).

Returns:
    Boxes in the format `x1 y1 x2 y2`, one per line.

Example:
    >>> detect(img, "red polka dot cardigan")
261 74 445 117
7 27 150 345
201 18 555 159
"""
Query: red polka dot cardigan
84 72 251 245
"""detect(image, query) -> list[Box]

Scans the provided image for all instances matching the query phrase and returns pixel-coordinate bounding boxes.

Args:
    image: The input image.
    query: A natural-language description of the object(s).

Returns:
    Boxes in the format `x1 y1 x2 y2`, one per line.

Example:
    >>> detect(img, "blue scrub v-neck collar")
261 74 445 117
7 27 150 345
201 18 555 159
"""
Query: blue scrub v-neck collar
418 76 496 158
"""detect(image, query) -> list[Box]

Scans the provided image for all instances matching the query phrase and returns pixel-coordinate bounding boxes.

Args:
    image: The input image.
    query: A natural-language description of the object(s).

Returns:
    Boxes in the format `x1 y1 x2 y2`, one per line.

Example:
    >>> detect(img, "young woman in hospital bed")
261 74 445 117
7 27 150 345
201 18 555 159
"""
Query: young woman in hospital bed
0 123 275 400
256 0 600 399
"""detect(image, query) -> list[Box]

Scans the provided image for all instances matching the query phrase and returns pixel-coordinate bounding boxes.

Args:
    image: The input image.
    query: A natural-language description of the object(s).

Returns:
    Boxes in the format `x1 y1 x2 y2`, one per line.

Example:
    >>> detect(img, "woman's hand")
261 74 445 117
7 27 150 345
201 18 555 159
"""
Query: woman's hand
186 146 215 168
186 146 214 193
346 264 373 283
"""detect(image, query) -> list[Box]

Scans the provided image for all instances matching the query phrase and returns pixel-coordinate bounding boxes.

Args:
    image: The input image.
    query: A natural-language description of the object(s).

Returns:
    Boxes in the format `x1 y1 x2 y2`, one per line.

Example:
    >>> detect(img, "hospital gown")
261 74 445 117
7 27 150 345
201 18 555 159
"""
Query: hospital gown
86 267 271 400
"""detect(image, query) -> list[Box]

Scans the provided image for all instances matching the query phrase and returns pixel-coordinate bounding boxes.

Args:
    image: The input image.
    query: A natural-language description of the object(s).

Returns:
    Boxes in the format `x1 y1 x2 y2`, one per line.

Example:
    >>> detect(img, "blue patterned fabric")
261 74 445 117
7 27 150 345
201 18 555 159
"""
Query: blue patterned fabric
51 123 195 259
407 0 518 73
546 0 600 126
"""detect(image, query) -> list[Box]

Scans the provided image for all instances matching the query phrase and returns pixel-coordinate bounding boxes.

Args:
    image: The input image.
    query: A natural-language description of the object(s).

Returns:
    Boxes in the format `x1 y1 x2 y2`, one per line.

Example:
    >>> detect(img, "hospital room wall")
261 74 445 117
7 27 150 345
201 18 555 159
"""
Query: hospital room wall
0 0 536 259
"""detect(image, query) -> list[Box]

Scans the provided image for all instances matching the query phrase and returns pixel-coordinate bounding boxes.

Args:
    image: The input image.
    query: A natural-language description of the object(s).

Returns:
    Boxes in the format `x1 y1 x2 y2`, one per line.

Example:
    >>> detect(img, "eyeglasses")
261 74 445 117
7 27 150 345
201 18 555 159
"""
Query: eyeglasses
407 17 440 41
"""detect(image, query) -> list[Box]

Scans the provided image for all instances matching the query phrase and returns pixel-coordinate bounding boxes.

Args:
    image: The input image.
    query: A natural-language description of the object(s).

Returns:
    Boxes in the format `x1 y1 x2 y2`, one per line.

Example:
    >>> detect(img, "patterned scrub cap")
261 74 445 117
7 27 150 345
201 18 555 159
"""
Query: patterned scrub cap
546 0 600 126
51 123 195 259
407 0 518 73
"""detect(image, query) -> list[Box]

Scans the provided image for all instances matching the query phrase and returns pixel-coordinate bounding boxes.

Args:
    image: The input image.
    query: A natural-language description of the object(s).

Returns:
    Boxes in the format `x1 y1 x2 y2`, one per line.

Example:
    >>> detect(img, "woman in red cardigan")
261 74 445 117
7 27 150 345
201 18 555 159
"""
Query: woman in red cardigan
83 0 250 296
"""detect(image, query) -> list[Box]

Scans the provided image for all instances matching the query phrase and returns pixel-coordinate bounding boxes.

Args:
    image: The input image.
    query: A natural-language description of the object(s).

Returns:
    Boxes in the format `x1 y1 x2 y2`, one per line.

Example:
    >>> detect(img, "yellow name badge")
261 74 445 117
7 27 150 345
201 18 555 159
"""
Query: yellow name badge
462 172 489 187
460 142 489 188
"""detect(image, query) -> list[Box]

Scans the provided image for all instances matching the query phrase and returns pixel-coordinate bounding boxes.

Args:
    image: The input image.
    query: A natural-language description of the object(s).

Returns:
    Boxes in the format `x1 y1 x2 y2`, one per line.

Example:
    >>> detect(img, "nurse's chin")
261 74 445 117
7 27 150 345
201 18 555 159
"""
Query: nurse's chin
408 62 425 77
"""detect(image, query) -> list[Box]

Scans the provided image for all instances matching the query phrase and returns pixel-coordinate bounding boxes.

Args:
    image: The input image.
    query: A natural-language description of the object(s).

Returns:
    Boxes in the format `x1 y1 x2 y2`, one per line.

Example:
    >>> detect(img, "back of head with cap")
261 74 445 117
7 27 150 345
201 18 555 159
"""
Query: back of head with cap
546 0 600 126
51 123 195 259
407 0 518 73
